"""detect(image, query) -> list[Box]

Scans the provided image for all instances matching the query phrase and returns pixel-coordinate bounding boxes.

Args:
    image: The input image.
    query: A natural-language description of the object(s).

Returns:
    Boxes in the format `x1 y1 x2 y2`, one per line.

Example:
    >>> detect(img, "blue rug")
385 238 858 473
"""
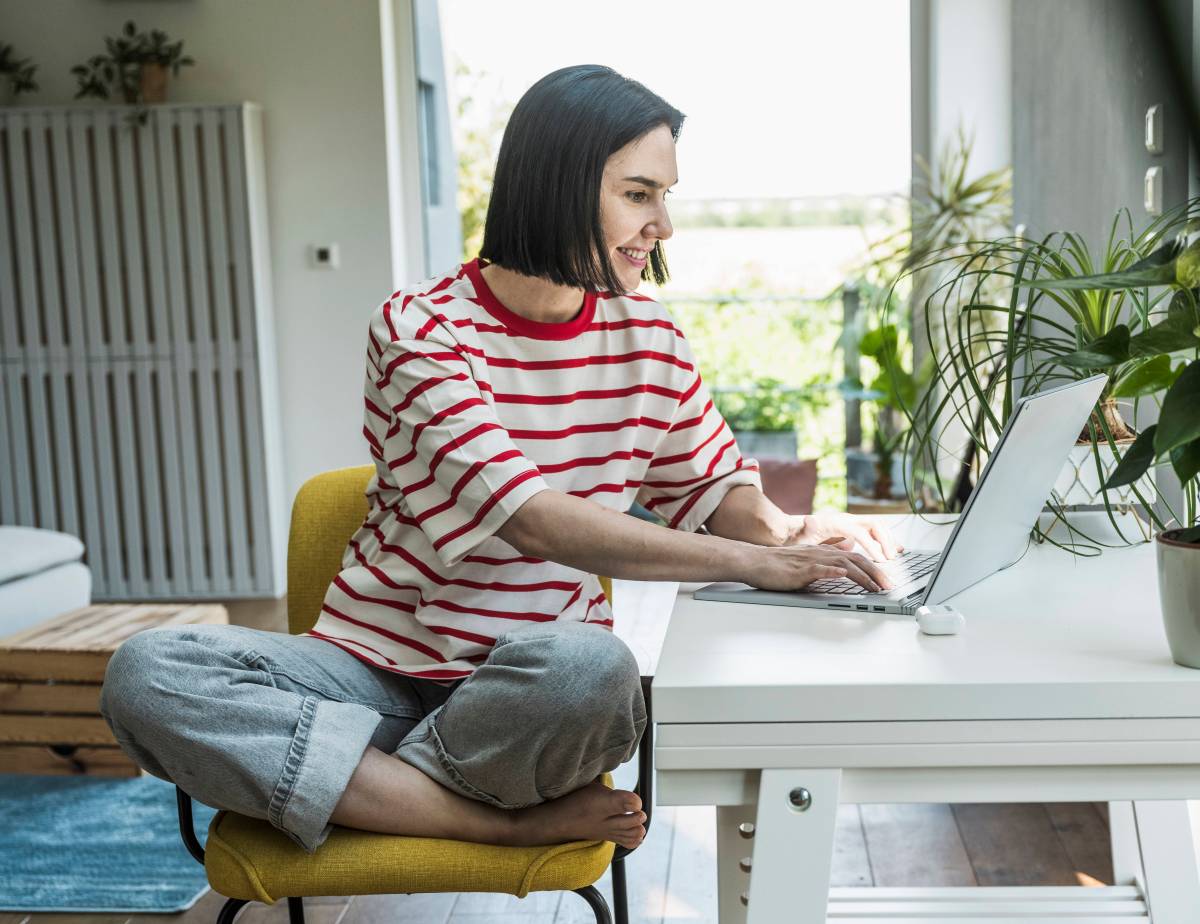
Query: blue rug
0 773 218 913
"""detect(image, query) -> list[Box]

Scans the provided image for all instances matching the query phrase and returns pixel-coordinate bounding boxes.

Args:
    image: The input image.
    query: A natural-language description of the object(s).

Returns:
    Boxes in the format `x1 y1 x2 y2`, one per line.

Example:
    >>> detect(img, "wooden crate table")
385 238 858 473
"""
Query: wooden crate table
0 603 228 777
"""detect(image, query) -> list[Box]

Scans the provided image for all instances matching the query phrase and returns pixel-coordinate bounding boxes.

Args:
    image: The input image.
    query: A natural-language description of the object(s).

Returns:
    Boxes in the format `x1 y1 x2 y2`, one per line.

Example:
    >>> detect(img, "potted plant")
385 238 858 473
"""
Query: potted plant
0 44 39 105
1025 237 1200 666
713 379 806 460
841 319 920 501
893 203 1189 535
71 21 194 105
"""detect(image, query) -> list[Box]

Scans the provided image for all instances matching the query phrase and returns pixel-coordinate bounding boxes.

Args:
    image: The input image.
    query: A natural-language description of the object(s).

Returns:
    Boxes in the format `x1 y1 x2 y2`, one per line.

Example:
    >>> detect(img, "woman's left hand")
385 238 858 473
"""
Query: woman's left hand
783 512 903 562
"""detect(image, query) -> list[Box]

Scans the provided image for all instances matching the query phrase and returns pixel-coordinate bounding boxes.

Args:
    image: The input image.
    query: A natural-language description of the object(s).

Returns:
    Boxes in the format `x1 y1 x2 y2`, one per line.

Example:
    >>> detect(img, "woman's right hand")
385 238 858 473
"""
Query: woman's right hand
739 538 894 593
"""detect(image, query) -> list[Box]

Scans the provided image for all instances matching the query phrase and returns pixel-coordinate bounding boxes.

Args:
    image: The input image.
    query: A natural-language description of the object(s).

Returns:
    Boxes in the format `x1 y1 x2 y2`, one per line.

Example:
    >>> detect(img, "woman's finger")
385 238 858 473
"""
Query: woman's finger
868 524 900 560
848 551 892 589
850 527 887 562
838 558 881 593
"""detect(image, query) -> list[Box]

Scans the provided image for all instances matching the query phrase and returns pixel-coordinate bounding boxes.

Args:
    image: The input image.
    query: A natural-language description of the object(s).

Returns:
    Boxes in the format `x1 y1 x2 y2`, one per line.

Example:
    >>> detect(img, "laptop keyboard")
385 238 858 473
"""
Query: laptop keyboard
804 550 940 596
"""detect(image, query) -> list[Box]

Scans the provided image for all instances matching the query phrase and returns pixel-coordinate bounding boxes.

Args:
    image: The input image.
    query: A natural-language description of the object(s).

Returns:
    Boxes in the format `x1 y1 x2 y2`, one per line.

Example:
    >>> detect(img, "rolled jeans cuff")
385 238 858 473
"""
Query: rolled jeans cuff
269 695 381 853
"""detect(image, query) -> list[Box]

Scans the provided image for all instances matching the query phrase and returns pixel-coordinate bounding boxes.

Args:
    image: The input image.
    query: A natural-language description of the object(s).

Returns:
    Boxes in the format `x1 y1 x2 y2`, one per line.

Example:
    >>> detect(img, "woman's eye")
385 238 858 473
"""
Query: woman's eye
626 190 648 203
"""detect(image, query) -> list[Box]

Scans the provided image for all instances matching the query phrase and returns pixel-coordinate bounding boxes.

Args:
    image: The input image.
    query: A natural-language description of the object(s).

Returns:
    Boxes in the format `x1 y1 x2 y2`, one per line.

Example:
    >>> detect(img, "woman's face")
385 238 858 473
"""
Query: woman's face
600 124 678 293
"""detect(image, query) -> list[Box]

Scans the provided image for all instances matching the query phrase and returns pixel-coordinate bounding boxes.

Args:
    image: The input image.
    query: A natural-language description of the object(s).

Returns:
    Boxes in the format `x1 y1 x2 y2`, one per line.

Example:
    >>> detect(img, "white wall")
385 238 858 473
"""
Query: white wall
915 0 1012 180
0 0 423 514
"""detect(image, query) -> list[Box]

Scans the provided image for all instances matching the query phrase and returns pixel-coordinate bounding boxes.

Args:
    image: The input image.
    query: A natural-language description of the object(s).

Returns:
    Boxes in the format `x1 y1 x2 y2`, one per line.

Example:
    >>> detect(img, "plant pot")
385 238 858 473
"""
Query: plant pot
845 446 909 499
1054 442 1157 508
139 63 169 104
733 430 798 461
1156 530 1200 669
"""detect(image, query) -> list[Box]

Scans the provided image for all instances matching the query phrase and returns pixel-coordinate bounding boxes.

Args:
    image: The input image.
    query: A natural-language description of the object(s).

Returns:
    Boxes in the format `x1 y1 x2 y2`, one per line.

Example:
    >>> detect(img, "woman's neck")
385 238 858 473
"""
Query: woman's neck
480 262 586 323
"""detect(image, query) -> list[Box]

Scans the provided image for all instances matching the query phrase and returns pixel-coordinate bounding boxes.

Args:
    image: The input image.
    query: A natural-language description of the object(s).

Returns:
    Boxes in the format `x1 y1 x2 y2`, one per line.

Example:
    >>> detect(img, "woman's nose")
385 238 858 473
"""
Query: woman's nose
648 203 674 241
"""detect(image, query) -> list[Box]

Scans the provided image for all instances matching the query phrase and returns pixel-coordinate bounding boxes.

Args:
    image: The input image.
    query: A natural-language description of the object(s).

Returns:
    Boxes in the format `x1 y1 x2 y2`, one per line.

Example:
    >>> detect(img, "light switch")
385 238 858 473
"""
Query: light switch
1145 166 1163 215
1146 103 1163 154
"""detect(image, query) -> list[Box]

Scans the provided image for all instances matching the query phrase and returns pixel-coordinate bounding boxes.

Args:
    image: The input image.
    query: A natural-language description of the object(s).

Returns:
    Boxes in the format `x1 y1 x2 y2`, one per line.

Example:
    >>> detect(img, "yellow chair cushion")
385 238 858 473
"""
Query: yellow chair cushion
205 780 617 903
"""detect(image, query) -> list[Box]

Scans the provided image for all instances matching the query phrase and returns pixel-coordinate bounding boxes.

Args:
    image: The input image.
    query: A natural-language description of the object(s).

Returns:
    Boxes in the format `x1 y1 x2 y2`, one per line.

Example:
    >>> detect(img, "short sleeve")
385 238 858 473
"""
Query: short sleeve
635 338 761 532
375 326 549 567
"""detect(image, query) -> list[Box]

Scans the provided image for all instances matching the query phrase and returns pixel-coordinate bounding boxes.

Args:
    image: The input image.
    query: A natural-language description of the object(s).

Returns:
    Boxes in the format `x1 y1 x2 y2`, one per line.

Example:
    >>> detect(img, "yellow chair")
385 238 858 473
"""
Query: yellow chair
174 465 653 924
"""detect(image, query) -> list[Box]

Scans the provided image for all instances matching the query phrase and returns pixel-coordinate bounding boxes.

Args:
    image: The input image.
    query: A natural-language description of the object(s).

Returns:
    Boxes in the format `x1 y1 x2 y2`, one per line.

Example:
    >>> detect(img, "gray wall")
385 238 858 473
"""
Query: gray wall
1012 0 1192 519
1013 0 1191 243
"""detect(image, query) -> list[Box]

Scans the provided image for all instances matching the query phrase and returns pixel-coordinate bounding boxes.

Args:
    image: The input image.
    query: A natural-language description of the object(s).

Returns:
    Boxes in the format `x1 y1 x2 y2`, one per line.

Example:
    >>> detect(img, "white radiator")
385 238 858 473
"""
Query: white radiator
0 103 286 600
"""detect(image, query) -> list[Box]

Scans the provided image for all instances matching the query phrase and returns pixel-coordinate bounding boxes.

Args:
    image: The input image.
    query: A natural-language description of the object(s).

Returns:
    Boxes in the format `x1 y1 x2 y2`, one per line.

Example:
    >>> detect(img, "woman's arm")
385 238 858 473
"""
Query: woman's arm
702 484 797 547
496 489 892 592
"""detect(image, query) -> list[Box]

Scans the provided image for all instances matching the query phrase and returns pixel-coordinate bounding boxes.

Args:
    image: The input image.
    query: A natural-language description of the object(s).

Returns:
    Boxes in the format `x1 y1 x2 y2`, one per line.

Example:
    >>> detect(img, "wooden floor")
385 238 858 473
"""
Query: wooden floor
0 592 1118 923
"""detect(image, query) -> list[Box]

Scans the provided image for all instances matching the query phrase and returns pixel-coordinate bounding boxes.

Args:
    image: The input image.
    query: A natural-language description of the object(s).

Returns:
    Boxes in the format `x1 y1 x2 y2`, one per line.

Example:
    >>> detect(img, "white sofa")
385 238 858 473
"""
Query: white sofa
0 527 91 638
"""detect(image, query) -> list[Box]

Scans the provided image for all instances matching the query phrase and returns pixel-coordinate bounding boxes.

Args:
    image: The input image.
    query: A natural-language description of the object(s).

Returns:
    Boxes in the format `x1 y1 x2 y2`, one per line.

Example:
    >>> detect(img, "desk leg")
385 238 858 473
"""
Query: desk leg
1133 800 1200 923
746 768 841 924
716 805 756 924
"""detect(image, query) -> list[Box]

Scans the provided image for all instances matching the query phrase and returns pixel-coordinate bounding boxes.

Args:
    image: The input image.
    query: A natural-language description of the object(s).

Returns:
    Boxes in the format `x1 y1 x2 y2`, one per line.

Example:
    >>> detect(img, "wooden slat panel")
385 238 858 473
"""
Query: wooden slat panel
223 106 273 590
28 112 81 539
5 112 57 528
178 107 230 594
139 112 190 592
50 110 107 582
69 110 124 594
0 651 113 683
0 118 26 515
0 603 226 651
116 118 169 594
156 108 207 591
0 681 101 714
0 713 118 745
202 108 253 591
0 744 139 777
92 108 146 596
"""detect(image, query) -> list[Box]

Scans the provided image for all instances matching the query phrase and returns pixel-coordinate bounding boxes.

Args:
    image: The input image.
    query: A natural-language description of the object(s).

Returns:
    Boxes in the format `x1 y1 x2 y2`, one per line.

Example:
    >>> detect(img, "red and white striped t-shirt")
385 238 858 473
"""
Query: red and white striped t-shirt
308 258 761 679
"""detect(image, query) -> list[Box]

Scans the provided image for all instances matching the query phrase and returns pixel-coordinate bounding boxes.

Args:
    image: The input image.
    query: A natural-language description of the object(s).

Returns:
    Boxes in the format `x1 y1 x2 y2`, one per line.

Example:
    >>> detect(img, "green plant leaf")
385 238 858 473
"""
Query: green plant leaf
1105 425 1157 488
1025 261 1177 291
859 325 897 360
1129 319 1200 356
1154 360 1200 455
1059 324 1131 368
1171 437 1200 485
1111 354 1177 397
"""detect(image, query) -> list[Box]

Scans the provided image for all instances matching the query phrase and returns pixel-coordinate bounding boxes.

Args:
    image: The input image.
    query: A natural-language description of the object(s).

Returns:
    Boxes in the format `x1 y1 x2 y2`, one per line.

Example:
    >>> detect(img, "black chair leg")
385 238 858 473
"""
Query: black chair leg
574 885 614 924
216 898 249 923
611 857 629 924
288 896 306 923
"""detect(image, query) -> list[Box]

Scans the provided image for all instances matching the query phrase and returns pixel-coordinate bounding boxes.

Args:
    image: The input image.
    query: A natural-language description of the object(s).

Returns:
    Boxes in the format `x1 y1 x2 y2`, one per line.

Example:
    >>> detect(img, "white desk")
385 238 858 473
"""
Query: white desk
652 513 1200 923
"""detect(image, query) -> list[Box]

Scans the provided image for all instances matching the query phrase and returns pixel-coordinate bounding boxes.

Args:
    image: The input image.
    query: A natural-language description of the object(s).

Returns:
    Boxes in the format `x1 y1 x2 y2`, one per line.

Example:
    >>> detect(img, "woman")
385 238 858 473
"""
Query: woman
100 65 897 855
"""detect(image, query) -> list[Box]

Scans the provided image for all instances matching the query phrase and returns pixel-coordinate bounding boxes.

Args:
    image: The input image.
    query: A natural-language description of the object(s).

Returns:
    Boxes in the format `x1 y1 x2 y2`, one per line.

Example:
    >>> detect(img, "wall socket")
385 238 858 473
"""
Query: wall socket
310 243 340 269
1145 166 1163 215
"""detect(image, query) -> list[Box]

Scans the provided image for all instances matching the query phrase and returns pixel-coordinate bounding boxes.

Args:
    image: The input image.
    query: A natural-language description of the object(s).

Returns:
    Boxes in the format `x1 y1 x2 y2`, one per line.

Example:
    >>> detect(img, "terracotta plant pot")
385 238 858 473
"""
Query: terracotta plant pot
1156 530 1200 668
139 63 169 104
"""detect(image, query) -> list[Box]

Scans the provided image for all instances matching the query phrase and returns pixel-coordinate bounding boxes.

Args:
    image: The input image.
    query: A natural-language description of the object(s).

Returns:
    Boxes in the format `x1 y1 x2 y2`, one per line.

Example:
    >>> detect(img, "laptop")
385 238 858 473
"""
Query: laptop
694 374 1108 615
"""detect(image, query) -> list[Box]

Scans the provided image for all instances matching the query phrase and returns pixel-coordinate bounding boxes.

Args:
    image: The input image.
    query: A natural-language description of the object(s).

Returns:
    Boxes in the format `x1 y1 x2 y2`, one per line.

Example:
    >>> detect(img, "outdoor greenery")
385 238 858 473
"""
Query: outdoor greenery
890 198 1200 545
0 43 38 96
71 21 194 103
845 129 1012 505
454 64 510 261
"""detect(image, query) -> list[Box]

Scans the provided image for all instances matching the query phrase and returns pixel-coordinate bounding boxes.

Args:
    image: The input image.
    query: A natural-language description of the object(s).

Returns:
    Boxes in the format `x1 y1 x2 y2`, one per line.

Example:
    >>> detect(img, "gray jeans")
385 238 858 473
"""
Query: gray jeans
99 621 645 853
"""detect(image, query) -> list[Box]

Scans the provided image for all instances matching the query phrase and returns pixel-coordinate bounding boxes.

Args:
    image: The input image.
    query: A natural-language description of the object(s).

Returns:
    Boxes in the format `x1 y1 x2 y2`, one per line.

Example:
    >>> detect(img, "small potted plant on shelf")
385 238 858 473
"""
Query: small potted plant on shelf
0 43 39 105
713 379 805 461
1027 236 1200 667
71 20 194 105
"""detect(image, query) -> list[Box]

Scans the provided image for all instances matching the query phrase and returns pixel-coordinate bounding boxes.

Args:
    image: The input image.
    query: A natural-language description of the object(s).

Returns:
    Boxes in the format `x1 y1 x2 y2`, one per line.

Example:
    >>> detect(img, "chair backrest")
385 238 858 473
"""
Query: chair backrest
286 465 374 635
286 465 613 637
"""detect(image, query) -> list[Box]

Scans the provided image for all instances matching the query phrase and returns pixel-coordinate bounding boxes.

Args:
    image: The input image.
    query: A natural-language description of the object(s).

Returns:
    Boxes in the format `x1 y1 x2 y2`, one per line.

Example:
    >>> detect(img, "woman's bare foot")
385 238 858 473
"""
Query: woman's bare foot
511 781 646 849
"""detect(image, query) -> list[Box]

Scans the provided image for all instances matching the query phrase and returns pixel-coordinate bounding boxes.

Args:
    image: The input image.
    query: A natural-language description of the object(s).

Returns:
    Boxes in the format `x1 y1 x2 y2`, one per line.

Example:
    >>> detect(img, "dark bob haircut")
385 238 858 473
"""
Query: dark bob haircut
479 65 685 294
